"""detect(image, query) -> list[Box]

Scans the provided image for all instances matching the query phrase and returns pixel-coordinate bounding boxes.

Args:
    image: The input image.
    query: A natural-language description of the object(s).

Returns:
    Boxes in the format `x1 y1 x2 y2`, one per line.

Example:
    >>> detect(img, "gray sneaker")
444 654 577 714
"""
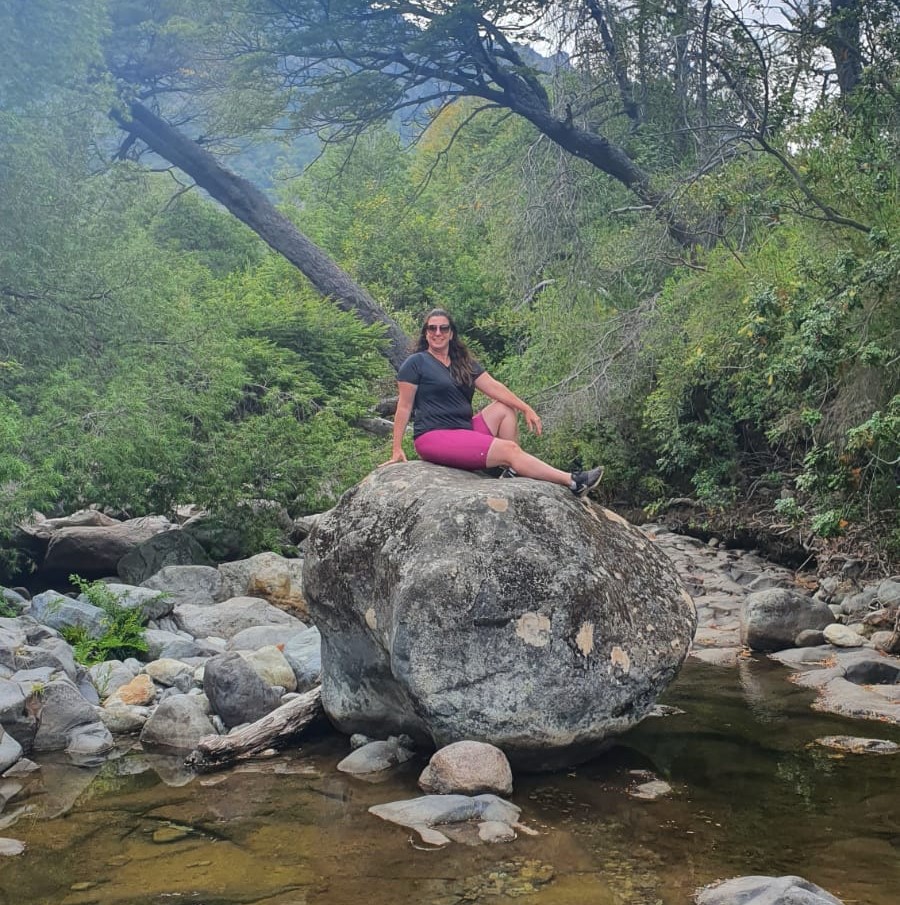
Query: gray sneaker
498 467 518 479
571 466 604 497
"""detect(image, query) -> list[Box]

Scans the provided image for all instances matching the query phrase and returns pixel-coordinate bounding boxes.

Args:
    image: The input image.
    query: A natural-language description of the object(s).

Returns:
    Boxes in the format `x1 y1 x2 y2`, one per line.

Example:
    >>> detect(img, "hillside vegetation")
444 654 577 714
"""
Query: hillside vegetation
1 1 897 578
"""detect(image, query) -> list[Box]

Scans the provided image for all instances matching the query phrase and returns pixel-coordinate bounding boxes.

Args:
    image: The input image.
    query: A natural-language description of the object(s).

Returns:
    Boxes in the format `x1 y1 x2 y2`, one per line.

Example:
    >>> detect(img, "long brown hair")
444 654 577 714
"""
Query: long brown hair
413 308 479 386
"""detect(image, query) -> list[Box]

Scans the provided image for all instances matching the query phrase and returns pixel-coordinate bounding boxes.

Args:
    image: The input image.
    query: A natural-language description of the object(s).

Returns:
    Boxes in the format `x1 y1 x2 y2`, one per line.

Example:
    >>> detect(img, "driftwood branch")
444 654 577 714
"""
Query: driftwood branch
185 686 323 772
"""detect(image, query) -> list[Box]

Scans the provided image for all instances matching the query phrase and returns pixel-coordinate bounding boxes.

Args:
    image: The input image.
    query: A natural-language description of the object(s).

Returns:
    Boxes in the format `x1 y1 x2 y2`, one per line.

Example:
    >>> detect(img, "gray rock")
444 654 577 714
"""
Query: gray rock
822 624 866 648
794 629 826 647
158 638 222 661
741 589 835 651
368 793 535 847
202 652 281 728
217 553 308 619
629 778 673 800
175 597 297 641
841 587 878 618
14 637 77 681
418 740 513 796
0 679 37 751
86 660 139 701
815 735 900 755
139 694 217 751
0 837 25 856
303 462 696 770
87 583 173 622
227 623 308 651
876 579 900 607
141 565 223 608
282 627 321 692
0 588 28 615
695 874 843 904
337 738 416 775
31 678 101 752
29 591 104 638
0 727 23 773
42 516 172 577
117 530 213 585
143 658 195 688
66 722 115 758
99 703 151 734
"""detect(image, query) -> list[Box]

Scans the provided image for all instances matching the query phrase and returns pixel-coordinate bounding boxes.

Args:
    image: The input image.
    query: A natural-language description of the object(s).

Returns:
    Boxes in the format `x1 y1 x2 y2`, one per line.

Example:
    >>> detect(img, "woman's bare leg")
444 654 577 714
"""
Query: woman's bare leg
479 401 519 441
486 438 571 487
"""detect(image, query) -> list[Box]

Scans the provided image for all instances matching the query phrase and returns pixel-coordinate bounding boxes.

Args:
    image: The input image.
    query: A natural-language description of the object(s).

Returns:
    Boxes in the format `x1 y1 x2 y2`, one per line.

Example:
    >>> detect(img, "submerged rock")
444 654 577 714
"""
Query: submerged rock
368 793 536 847
696 875 843 904
304 462 696 770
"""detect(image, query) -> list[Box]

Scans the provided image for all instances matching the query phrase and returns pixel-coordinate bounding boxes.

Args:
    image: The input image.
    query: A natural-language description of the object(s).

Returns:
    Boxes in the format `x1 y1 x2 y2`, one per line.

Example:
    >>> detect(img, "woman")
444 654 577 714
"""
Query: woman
382 309 604 496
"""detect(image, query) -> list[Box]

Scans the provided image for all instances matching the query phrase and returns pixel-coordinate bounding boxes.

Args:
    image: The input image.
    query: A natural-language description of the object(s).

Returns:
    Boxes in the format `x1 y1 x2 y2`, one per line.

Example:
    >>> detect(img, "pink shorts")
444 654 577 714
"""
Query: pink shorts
414 413 496 470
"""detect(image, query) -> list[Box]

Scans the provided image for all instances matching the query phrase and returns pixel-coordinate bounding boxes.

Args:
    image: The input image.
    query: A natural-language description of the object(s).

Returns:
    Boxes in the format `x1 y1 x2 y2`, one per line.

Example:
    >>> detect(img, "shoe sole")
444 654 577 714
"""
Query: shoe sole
575 466 605 497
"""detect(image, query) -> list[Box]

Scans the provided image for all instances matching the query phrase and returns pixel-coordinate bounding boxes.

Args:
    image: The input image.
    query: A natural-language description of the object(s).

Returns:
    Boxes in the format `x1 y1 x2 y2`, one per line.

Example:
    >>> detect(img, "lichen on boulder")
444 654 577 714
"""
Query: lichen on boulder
303 462 696 769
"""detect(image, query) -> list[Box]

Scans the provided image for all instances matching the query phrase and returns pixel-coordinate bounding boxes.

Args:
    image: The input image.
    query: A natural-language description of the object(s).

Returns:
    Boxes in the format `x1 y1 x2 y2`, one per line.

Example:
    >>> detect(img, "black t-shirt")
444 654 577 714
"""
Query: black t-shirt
397 351 485 438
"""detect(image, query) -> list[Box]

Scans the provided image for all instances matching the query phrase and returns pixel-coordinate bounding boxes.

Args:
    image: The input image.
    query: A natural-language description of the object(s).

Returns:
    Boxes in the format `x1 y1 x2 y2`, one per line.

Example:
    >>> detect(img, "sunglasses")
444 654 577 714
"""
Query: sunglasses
425 324 451 334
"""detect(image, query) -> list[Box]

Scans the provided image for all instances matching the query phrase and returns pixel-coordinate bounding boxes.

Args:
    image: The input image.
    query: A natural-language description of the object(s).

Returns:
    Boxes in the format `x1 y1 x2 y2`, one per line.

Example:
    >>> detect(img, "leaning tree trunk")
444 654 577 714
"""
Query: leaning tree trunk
112 101 410 371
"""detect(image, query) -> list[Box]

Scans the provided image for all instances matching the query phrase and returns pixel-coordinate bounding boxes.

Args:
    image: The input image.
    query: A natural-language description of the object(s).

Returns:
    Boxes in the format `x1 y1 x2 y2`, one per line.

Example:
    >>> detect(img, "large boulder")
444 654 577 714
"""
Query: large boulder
303 462 696 770
42 516 173 577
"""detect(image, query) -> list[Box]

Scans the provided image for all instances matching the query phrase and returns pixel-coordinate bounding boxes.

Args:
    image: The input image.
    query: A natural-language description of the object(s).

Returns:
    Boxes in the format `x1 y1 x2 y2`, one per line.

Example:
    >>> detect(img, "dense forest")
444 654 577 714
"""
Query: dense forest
1 1 897 580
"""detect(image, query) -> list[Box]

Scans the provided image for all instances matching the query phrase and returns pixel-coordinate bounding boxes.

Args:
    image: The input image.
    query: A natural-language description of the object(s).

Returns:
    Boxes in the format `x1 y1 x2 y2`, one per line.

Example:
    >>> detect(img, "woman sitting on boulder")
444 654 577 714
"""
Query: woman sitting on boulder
382 308 604 497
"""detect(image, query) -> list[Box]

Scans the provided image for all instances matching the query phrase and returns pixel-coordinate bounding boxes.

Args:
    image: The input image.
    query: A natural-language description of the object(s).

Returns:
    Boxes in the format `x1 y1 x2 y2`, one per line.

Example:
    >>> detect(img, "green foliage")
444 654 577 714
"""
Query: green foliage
63 576 152 665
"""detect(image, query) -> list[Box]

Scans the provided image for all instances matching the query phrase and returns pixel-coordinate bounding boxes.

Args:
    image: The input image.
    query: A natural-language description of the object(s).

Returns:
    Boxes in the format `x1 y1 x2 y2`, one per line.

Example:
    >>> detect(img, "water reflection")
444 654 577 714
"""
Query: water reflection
0 660 897 905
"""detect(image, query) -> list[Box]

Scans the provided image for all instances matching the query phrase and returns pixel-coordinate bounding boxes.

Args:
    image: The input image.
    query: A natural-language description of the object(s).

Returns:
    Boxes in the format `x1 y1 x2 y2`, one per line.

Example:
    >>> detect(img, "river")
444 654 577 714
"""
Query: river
2 657 898 905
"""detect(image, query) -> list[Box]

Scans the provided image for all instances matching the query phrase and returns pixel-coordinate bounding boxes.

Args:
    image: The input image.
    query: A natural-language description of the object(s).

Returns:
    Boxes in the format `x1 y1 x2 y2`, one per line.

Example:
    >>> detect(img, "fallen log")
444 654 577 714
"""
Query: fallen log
185 685 323 772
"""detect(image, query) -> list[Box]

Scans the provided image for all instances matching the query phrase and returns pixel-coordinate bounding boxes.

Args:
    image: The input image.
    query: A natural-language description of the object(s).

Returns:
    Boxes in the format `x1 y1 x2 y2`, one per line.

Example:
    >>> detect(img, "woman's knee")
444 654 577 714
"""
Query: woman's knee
488 438 520 466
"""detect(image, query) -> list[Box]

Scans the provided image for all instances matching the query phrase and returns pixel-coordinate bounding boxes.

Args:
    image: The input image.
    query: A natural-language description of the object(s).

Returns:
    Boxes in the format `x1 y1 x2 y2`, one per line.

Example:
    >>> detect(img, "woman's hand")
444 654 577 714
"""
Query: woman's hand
380 449 408 467
523 406 542 436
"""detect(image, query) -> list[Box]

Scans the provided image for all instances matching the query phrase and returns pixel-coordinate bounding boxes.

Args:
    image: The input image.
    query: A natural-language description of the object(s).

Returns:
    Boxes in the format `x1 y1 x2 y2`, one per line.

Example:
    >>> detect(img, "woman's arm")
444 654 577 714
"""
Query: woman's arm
382 380 417 464
474 372 542 435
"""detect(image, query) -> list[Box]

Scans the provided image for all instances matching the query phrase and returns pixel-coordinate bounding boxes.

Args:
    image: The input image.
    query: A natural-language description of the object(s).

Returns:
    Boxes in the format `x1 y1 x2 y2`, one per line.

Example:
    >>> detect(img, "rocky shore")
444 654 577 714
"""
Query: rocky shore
1 487 898 904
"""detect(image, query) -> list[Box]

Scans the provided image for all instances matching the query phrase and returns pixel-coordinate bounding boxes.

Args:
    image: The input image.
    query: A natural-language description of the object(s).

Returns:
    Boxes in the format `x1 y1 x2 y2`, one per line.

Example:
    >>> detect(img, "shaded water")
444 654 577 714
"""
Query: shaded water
1 659 898 905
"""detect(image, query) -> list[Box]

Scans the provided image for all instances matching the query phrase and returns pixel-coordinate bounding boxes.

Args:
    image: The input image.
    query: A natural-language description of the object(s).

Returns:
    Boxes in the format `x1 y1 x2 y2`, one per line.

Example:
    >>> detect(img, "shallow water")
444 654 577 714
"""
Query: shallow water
1 659 898 905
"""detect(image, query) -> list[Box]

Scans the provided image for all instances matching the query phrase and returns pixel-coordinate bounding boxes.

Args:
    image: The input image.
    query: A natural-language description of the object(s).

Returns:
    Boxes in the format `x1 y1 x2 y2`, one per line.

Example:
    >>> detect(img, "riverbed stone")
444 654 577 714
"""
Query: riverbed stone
13 637 77 681
227 623 308 651
42 516 172 577
337 737 416 775
202 652 281 728
822 624 866 648
107 674 156 707
0 837 25 856
218 552 308 618
141 565 223 608
418 741 513 796
31 678 103 752
87 583 174 622
794 629 826 647
741 589 835 651
87 660 138 701
29 591 104 638
99 703 151 733
0 679 36 750
815 736 900 755
143 658 194 688
368 793 535 847
66 722 114 759
117 530 213 585
238 645 297 692
282 627 321 692
174 597 296 641
304 462 696 770
0 727 22 773
140 694 217 750
695 874 843 905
